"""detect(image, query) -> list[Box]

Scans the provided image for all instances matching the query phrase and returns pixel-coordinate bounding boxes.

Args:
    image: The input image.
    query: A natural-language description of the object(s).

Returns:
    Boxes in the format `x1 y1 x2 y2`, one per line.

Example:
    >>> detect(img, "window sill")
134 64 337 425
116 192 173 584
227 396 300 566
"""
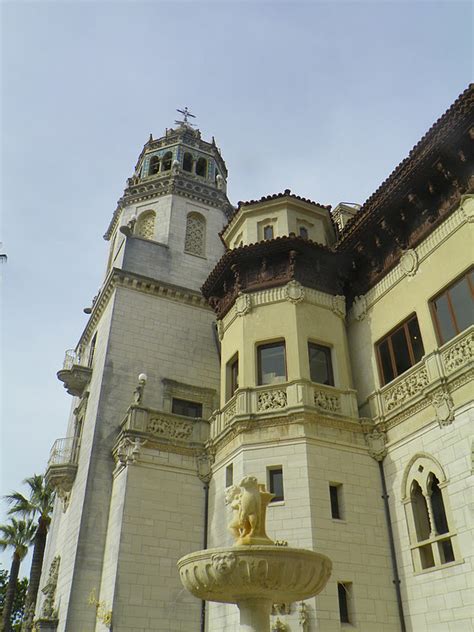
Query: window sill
269 501 285 507
184 250 207 260
331 518 347 524
414 558 465 576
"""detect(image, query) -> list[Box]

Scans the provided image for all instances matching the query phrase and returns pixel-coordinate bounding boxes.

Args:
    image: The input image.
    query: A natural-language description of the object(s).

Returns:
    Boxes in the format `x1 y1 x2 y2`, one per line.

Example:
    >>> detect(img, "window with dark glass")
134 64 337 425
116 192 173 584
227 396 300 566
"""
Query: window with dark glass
257 342 286 385
376 315 425 386
228 354 239 399
171 398 202 418
162 151 172 171
299 226 309 239
149 155 160 175
263 225 274 240
268 467 284 502
196 157 207 177
226 463 233 487
308 343 334 386
183 152 193 172
329 484 342 519
430 269 473 344
337 582 351 624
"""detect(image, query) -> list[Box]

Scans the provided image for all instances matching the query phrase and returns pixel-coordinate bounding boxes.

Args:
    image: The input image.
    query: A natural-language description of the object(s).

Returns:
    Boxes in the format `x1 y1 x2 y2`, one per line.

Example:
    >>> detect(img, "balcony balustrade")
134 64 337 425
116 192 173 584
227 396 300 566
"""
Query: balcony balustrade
45 437 79 496
57 349 92 397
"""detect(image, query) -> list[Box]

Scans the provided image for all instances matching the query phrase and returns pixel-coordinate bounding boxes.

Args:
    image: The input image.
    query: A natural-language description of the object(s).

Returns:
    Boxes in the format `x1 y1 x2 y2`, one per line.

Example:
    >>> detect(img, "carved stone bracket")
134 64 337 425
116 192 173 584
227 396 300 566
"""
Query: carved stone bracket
40 556 60 619
115 436 147 468
284 280 305 304
235 292 252 316
331 295 346 319
430 388 455 427
352 295 367 321
365 428 387 461
299 601 309 631
196 451 214 483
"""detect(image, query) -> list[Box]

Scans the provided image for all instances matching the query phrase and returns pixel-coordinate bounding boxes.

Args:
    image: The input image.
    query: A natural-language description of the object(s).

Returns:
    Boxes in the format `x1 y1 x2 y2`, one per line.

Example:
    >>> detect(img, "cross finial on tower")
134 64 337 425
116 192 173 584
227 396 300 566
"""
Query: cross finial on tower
175 106 196 127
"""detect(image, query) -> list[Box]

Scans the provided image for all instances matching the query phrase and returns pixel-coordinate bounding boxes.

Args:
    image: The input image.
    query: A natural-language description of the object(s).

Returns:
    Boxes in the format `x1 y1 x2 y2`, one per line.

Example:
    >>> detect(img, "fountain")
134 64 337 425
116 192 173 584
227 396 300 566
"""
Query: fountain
178 475 332 631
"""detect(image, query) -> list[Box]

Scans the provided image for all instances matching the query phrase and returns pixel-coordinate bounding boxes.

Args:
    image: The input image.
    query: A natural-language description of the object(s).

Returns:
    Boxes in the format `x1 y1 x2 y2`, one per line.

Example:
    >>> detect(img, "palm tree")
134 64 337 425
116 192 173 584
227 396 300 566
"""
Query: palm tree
5 476 55 629
0 518 35 632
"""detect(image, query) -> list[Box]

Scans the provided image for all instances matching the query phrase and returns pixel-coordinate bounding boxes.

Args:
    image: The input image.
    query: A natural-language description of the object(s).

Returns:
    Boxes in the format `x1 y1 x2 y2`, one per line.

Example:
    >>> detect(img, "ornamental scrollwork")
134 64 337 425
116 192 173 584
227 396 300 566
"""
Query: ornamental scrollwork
399 249 419 277
257 390 287 411
41 556 60 619
313 390 341 413
442 331 473 374
383 367 429 412
224 401 237 425
430 389 455 427
147 416 193 439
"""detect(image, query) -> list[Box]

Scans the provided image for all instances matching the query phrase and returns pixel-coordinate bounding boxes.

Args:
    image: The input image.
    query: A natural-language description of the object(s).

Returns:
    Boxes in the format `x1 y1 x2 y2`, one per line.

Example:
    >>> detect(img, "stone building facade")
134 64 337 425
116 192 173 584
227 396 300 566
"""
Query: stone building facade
38 87 473 631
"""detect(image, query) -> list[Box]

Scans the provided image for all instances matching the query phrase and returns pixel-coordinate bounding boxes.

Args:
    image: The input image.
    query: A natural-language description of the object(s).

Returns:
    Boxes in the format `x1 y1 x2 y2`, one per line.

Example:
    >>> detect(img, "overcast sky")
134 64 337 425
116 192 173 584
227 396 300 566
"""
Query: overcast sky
0 0 471 570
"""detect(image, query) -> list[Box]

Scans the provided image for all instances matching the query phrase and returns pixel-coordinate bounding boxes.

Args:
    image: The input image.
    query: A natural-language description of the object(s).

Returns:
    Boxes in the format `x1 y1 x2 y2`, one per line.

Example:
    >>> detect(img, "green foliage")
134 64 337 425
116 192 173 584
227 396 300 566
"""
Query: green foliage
0 565 28 629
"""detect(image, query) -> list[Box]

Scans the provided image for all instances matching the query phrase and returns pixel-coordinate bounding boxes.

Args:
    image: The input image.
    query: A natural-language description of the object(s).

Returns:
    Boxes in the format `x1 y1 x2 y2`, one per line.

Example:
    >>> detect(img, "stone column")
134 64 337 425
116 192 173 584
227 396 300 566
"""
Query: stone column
238 598 272 632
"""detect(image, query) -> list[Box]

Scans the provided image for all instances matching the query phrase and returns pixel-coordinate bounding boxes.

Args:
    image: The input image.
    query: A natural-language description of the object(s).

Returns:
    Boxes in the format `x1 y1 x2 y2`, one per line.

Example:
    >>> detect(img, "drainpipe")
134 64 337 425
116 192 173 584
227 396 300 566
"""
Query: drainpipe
378 460 407 632
200 482 210 632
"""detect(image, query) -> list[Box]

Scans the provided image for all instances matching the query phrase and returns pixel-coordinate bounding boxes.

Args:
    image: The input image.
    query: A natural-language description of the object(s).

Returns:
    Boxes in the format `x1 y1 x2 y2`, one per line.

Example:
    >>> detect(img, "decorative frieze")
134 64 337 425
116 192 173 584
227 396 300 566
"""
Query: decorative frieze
147 416 193 440
257 389 287 411
383 366 429 412
442 330 473 374
313 389 341 413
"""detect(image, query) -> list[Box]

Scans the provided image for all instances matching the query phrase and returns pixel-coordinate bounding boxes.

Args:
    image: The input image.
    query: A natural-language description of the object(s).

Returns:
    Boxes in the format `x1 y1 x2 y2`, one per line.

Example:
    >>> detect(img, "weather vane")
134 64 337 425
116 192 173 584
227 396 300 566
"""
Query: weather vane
175 106 196 127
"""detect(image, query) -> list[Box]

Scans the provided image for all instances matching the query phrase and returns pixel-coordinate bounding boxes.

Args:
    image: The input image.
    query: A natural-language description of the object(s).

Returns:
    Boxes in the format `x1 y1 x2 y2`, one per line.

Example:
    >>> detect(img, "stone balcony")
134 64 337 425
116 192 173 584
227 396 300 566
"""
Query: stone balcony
45 437 78 498
57 349 92 397
366 325 473 426
210 380 359 440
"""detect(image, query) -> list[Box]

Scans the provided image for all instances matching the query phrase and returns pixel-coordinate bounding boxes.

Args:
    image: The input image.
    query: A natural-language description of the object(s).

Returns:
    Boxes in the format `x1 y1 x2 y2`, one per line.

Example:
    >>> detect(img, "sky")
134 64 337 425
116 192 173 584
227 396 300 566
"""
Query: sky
0 0 471 571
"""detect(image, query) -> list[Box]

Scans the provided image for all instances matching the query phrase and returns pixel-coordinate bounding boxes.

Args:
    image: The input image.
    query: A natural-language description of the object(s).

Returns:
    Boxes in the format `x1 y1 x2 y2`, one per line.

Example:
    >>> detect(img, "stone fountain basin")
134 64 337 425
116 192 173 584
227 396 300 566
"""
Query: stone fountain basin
177 545 332 604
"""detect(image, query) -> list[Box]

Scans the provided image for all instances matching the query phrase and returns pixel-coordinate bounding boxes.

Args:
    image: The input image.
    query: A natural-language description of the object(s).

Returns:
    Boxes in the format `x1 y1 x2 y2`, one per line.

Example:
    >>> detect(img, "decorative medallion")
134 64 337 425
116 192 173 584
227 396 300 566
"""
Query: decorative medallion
235 293 252 316
460 195 474 222
430 389 454 427
399 249 419 277
284 280 305 304
365 429 387 461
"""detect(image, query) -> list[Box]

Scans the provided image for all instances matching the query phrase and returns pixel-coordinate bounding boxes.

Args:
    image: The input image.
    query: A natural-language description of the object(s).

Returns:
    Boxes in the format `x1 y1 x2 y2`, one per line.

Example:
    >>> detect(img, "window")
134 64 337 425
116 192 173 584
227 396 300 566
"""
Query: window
299 226 309 239
329 483 343 519
268 467 284 502
308 343 334 386
402 454 458 572
257 342 286 385
88 333 97 368
149 155 160 175
171 398 203 418
227 354 239 399
184 212 206 256
225 463 233 487
135 210 156 240
376 314 425 386
430 269 473 344
196 157 207 177
337 582 352 624
263 225 274 240
183 152 193 172
162 151 172 171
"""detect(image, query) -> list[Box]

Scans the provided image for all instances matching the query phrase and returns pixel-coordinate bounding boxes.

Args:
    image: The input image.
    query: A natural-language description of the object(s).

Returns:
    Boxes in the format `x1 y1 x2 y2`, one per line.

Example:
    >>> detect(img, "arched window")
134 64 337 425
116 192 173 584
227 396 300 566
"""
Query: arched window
149 155 160 176
162 151 173 171
263 225 274 240
402 453 458 571
196 157 207 177
183 152 193 172
184 212 206 256
136 211 156 240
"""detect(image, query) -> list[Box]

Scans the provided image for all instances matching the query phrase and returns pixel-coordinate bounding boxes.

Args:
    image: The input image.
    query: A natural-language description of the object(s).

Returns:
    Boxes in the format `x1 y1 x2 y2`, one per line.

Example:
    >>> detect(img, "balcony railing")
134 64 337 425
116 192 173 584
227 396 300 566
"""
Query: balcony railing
45 436 79 495
48 437 77 467
119 406 210 445
210 380 359 439
367 325 473 422
57 349 92 397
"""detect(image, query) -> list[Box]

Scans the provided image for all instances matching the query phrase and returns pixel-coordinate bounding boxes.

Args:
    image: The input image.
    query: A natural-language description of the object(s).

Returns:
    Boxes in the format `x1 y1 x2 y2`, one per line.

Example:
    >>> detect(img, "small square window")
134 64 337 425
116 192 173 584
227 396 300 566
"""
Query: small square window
257 342 286 385
225 463 233 487
308 343 334 386
268 467 284 502
329 483 343 519
337 582 352 624
171 398 202 418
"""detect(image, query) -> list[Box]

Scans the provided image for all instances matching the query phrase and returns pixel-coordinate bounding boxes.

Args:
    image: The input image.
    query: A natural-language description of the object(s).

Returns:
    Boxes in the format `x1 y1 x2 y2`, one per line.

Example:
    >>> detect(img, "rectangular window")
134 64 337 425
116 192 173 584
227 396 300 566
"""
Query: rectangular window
268 467 284 502
263 225 274 240
337 582 352 624
308 343 334 386
430 269 474 344
227 354 239 399
329 484 343 519
171 398 203 418
376 314 425 386
225 463 233 487
88 333 97 368
258 342 286 385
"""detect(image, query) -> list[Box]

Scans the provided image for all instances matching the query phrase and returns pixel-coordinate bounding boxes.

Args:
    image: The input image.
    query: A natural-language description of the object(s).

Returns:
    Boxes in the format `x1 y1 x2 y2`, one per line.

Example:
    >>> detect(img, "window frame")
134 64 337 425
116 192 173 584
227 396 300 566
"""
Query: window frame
263 224 274 240
308 342 334 386
227 353 239 400
268 466 284 503
257 340 287 386
329 483 343 520
171 397 203 419
337 582 353 624
375 313 424 386
429 268 474 345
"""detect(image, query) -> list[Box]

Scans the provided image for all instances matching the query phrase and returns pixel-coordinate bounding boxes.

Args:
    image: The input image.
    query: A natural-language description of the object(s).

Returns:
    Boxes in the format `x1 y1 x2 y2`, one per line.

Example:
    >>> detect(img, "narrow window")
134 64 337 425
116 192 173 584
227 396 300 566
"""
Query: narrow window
227 354 239 399
430 269 474 344
183 152 193 172
299 226 309 239
376 314 425 386
225 463 233 487
329 484 342 519
308 343 334 386
162 151 172 171
171 398 202 418
268 467 284 502
135 210 156 240
410 481 431 542
149 155 160 175
263 225 274 240
257 342 286 385
88 333 97 368
337 582 352 624
184 212 206 256
196 157 207 177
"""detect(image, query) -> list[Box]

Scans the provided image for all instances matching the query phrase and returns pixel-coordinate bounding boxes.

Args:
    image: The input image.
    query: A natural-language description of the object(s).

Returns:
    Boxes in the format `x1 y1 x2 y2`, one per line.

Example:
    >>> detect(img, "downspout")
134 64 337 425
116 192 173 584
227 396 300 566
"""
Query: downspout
378 460 407 632
200 482 210 632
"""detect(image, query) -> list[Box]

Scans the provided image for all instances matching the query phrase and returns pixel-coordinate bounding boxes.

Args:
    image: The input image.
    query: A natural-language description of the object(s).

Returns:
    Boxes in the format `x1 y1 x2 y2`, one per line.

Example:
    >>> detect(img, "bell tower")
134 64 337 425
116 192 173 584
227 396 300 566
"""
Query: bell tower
40 113 232 631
